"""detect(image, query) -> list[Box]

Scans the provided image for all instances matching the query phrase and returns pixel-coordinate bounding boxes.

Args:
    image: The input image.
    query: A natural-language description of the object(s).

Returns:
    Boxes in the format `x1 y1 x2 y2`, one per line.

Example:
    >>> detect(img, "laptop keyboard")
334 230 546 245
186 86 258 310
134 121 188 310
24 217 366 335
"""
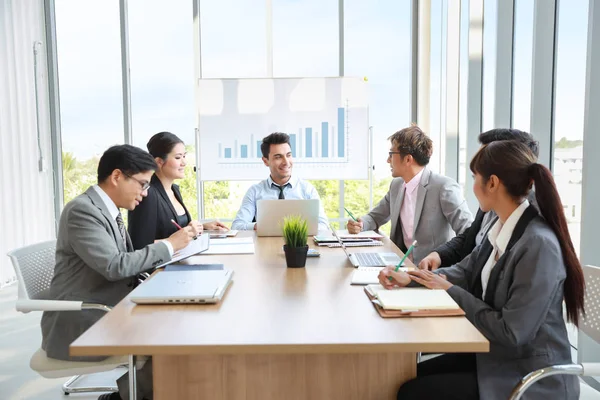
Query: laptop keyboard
353 253 383 267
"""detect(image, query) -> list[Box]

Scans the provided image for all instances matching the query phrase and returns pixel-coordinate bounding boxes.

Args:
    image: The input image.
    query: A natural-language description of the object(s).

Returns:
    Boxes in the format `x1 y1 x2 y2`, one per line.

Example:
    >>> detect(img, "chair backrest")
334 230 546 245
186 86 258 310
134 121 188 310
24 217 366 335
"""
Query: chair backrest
581 265 600 344
7 240 56 301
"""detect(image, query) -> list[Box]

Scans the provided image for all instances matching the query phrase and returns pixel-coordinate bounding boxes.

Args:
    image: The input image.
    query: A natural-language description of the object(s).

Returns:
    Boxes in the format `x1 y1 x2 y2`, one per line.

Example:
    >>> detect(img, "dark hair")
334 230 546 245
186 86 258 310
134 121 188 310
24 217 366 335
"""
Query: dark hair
478 128 539 158
146 131 184 160
387 125 433 166
470 141 585 326
97 144 157 183
261 132 290 158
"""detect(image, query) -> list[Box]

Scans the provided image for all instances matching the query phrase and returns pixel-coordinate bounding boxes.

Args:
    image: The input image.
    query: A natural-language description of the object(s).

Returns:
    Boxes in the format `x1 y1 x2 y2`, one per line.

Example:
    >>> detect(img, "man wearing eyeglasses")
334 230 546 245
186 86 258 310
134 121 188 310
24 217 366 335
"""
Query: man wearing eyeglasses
41 145 195 400
346 125 473 265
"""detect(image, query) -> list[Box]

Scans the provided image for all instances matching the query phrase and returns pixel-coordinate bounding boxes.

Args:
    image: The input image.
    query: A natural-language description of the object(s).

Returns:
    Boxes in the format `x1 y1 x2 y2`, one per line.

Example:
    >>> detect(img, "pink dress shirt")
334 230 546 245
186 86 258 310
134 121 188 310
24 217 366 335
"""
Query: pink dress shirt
400 168 424 258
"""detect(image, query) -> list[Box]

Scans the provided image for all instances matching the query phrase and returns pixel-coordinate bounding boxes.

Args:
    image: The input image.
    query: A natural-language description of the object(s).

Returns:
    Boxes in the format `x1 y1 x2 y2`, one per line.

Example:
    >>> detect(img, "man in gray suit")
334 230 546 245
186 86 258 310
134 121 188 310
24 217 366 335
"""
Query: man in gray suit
347 125 473 264
41 145 195 400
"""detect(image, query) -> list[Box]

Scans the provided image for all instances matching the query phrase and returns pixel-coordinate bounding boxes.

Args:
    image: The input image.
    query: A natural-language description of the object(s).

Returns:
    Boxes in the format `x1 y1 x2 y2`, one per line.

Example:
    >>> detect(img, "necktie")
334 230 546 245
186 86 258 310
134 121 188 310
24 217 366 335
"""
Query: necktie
273 183 287 199
116 212 127 249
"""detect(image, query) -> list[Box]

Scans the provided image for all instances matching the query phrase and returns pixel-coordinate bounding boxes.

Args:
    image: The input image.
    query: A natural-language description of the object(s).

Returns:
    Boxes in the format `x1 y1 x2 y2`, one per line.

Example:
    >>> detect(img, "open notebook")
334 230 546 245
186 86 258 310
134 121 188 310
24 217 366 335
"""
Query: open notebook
365 285 465 318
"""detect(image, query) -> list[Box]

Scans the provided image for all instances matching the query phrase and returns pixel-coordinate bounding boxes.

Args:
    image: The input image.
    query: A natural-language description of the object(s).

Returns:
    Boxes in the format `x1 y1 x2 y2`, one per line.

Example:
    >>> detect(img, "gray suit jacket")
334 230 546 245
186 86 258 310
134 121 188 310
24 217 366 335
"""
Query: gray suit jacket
361 168 473 264
441 206 579 400
41 187 171 361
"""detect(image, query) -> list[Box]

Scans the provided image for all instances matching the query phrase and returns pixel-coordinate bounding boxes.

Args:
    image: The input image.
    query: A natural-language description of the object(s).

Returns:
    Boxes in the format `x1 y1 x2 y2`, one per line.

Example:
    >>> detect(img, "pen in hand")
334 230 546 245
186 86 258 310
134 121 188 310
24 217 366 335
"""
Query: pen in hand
171 219 198 240
344 207 358 222
388 240 417 281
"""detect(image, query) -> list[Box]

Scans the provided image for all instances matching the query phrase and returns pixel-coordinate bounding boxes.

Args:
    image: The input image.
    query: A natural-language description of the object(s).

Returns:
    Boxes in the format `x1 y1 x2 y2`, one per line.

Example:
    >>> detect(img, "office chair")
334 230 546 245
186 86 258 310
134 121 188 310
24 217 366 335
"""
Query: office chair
7 240 142 397
508 265 600 400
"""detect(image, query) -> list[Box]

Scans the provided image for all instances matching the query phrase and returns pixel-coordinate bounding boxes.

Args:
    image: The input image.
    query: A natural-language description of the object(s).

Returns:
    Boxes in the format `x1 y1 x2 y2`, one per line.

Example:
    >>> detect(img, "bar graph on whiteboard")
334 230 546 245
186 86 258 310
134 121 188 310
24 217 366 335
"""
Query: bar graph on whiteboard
198 77 369 181
217 105 349 163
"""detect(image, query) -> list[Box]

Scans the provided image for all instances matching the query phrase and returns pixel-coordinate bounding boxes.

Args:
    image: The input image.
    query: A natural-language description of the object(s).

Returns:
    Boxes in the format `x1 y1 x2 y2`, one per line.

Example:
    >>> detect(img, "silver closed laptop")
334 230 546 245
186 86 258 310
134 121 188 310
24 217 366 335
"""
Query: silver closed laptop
130 270 233 304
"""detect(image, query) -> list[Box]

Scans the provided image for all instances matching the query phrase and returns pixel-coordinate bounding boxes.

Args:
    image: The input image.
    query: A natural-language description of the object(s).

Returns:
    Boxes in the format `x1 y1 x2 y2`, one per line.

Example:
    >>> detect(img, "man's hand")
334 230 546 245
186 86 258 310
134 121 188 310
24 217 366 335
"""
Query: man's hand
166 226 195 251
418 252 442 271
347 218 363 234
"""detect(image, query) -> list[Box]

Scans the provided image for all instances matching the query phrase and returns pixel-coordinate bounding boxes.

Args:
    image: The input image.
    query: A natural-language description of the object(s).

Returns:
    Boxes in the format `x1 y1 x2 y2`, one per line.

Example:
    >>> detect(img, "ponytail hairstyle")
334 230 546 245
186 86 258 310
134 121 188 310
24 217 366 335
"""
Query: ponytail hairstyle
470 140 585 326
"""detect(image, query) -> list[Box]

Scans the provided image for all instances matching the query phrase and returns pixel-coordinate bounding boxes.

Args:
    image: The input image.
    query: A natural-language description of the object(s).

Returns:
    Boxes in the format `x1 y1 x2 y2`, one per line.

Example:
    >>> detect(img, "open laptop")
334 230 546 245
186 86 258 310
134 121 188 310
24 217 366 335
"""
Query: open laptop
129 270 233 304
256 199 319 237
331 229 403 267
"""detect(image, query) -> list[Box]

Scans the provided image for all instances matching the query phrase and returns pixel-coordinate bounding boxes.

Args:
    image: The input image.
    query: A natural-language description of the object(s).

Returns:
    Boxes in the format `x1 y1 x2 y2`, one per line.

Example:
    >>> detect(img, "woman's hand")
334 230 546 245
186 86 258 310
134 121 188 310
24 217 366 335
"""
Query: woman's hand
187 220 204 237
378 266 411 289
203 220 229 231
407 269 452 290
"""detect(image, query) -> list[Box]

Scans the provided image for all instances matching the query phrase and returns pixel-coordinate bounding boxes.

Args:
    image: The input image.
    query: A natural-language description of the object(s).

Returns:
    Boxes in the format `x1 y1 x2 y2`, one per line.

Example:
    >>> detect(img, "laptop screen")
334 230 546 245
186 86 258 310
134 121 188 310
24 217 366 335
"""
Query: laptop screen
330 227 351 258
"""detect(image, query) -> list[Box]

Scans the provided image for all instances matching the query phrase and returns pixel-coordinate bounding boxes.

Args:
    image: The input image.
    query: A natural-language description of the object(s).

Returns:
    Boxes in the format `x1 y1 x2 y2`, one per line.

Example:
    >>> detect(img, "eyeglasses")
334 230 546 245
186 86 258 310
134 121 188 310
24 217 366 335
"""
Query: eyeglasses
123 172 151 191
388 151 403 158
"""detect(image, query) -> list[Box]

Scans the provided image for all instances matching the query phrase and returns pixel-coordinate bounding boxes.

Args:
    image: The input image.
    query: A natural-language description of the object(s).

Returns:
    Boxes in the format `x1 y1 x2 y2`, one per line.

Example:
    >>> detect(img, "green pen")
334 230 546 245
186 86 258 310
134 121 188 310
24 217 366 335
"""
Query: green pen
388 240 418 281
344 207 358 222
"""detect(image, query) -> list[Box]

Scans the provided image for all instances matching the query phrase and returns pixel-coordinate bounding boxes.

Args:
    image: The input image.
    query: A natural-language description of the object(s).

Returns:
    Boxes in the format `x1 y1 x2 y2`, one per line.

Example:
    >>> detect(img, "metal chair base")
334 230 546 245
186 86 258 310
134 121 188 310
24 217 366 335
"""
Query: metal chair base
62 374 118 395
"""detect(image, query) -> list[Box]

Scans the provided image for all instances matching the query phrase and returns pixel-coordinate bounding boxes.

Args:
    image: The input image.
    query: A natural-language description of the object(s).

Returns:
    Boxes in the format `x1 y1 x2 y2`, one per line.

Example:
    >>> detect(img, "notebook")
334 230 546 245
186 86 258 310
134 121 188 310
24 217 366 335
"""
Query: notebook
364 284 464 318
154 233 210 269
375 288 460 310
351 266 408 285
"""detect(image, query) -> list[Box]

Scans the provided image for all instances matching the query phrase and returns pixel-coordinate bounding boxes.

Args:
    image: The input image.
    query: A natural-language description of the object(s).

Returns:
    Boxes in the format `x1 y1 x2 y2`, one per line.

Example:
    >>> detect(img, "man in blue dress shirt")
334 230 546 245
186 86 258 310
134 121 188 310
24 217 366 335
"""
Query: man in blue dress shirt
231 132 329 231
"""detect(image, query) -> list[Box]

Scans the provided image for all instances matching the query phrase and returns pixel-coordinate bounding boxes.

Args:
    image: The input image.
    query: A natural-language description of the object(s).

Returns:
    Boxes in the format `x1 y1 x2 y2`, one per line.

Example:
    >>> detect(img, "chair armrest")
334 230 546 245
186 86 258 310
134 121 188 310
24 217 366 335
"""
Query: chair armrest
17 300 83 313
16 300 111 313
508 364 583 400
582 362 600 376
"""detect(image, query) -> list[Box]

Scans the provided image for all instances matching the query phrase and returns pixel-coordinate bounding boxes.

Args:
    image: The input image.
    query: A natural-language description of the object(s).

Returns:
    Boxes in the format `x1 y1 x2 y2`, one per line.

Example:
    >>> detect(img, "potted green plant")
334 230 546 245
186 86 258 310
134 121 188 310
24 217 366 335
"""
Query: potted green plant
282 215 309 268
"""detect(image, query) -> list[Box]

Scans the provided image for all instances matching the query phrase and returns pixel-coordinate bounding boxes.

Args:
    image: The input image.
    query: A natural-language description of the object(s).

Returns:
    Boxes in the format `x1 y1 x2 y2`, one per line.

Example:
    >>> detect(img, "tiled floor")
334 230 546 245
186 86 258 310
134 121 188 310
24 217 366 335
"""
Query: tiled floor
1 282 599 399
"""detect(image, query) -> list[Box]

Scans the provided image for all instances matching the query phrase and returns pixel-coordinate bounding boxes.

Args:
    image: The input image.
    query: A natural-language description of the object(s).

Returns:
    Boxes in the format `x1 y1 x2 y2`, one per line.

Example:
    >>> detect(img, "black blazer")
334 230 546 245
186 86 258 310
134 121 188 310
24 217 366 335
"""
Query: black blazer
128 174 191 250
435 208 486 267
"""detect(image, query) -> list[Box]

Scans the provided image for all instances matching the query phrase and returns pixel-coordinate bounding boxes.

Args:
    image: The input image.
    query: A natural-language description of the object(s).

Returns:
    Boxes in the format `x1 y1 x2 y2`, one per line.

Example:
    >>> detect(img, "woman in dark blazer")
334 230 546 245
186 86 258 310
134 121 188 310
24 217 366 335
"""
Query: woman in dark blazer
379 140 585 400
128 132 228 250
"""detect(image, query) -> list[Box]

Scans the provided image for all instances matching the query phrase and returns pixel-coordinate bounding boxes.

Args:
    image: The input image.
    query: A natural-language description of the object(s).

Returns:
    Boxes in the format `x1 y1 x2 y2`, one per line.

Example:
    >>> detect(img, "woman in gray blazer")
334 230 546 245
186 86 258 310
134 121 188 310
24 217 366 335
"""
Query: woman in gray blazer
380 140 585 400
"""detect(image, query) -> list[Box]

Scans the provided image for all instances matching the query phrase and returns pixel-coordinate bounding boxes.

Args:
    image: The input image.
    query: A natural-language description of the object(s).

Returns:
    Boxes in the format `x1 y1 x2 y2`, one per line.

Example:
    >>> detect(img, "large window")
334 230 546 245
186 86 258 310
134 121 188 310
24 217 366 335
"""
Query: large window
56 0 123 203
129 0 196 215
343 0 411 232
511 0 534 132
54 1 412 228
273 0 338 77
553 0 589 255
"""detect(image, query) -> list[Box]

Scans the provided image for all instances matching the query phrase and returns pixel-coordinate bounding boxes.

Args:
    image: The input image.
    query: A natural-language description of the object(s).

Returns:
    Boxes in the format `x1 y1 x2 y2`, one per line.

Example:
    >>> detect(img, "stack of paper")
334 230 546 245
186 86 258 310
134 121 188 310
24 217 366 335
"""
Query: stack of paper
335 230 384 239
367 286 460 311
203 237 255 255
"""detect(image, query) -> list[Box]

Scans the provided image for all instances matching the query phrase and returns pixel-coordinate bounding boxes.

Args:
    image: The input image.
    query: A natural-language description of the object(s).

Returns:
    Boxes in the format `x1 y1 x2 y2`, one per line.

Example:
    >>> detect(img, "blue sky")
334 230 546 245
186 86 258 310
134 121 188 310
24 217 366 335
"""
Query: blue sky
55 0 589 178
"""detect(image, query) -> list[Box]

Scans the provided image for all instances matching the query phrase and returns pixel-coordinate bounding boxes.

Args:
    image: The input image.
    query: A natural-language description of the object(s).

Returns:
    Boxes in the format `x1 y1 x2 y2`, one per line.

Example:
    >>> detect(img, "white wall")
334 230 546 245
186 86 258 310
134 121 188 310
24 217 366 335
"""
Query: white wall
0 0 56 287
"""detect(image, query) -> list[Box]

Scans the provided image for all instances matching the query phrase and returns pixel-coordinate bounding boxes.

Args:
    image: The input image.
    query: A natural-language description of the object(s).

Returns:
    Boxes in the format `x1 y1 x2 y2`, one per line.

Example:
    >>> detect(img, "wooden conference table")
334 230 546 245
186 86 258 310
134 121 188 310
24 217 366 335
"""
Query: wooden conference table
71 231 488 400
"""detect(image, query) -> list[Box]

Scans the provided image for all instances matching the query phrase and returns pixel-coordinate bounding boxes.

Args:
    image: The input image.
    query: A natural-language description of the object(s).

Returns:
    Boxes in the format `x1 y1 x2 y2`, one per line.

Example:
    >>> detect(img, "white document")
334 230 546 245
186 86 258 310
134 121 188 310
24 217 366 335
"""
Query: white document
335 230 384 239
202 237 255 255
351 267 407 285
155 233 210 268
